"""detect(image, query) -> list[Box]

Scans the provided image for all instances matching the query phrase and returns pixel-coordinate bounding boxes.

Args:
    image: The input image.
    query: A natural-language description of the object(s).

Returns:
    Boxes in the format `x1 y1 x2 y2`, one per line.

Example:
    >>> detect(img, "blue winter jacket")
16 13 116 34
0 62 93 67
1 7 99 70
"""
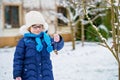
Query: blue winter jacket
13 34 64 80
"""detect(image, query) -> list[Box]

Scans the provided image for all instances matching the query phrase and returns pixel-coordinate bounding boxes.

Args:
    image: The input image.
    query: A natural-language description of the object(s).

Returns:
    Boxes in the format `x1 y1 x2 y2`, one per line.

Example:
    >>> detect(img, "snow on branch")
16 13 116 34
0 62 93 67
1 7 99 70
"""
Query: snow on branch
81 13 106 25
49 11 69 23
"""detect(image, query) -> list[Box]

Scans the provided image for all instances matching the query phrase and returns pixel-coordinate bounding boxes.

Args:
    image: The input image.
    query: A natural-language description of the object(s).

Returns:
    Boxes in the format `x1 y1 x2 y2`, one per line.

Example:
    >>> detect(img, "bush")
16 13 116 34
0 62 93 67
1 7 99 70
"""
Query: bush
85 25 100 42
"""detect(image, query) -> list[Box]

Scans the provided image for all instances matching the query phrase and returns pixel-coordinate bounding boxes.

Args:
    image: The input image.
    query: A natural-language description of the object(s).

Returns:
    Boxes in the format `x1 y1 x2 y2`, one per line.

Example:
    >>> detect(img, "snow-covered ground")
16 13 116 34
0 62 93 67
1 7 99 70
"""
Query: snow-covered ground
0 40 118 80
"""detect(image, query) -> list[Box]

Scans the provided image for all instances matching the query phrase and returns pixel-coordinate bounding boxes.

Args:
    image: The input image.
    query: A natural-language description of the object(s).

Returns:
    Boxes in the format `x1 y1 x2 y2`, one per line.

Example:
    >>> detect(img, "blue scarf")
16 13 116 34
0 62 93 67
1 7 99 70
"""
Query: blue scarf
24 32 53 53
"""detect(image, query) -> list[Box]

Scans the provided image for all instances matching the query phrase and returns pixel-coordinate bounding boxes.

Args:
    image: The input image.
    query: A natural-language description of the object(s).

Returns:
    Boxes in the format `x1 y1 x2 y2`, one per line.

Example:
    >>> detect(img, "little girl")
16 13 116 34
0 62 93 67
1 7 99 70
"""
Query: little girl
13 11 64 80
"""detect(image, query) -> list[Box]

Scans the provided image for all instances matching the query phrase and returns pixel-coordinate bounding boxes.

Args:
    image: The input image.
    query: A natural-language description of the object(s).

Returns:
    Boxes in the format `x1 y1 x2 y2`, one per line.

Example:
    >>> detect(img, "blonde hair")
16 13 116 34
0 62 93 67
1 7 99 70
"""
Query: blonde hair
27 26 31 32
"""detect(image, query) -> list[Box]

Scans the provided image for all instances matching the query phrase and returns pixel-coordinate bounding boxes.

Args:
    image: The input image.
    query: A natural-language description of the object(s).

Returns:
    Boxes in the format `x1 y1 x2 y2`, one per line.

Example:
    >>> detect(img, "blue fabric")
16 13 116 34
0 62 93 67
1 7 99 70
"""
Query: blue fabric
13 34 64 80
24 32 53 52
35 37 43 52
43 32 53 52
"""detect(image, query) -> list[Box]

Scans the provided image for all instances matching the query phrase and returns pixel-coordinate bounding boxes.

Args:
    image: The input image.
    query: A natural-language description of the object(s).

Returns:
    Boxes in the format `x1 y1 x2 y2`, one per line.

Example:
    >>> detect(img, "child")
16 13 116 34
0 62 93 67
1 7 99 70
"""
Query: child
13 11 64 80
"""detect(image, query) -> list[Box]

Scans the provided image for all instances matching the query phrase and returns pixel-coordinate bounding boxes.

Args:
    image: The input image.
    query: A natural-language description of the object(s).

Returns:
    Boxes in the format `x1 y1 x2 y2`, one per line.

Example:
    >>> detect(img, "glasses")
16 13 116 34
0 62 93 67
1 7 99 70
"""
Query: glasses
31 24 43 29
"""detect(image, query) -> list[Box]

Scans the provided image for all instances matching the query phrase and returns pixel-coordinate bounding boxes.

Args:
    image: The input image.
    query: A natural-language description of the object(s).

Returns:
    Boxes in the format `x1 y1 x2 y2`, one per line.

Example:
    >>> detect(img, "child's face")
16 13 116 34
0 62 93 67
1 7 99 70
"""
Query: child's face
30 24 44 34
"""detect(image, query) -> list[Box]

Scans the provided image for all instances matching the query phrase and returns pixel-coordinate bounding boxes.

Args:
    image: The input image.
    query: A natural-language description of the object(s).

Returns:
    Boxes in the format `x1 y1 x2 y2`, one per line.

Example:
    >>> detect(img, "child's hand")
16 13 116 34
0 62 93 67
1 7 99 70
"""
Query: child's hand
16 77 22 80
53 34 60 42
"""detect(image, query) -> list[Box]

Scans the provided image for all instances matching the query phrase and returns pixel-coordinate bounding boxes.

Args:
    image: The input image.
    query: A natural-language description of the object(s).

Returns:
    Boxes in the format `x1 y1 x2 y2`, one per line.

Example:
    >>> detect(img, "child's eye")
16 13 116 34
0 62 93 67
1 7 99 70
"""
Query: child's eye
32 25 43 29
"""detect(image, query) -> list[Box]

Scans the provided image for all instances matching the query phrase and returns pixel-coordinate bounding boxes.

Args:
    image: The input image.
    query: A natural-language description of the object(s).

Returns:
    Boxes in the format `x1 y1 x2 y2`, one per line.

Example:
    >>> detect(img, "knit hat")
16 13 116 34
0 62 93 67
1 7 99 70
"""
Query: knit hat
19 11 48 35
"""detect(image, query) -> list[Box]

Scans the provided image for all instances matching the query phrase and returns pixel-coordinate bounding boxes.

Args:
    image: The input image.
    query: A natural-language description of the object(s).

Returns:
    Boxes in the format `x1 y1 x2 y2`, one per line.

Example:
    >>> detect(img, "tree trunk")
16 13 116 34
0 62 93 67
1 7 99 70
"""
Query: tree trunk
70 22 75 50
81 23 84 46
119 62 120 80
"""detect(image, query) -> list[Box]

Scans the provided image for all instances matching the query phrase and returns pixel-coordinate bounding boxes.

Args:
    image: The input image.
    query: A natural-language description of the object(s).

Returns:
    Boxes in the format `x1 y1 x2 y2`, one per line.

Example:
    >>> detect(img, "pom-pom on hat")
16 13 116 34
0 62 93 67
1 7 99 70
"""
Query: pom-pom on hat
19 11 48 35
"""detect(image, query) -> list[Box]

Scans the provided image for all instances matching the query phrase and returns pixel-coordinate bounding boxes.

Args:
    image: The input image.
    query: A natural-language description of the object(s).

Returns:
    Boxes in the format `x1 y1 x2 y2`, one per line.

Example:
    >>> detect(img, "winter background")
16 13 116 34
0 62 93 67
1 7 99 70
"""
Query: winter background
0 38 118 80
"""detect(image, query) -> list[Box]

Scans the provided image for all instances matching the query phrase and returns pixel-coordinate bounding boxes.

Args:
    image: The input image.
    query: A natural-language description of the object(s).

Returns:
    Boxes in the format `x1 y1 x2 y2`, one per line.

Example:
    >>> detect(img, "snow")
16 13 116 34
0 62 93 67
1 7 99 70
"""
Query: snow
0 39 118 80
98 24 109 33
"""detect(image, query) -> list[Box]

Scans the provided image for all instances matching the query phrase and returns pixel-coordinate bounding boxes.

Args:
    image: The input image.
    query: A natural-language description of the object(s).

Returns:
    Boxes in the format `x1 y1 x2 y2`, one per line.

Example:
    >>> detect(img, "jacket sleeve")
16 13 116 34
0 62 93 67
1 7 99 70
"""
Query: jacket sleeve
13 37 25 79
52 35 64 51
